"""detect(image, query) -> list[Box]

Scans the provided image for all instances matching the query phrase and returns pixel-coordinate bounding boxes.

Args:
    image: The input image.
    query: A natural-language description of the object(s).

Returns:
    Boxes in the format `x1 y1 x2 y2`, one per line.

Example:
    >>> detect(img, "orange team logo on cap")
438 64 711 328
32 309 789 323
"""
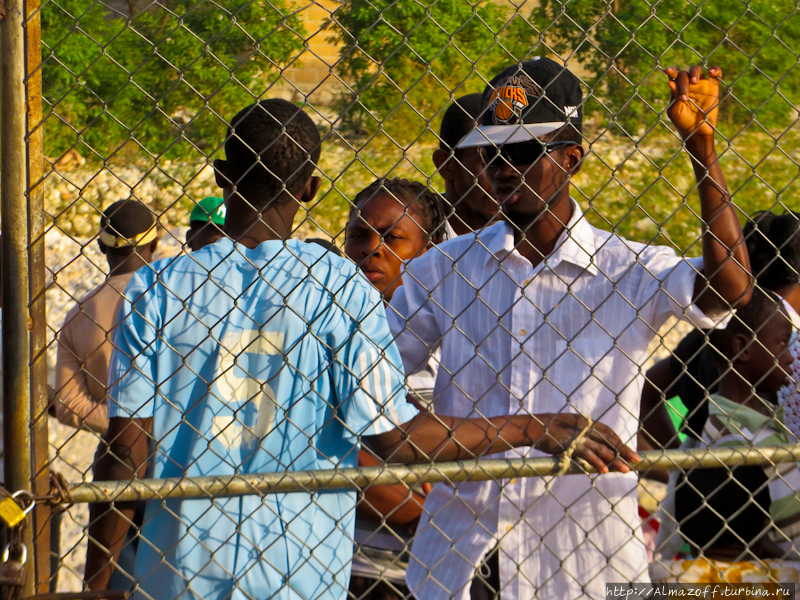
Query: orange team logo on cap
489 75 543 125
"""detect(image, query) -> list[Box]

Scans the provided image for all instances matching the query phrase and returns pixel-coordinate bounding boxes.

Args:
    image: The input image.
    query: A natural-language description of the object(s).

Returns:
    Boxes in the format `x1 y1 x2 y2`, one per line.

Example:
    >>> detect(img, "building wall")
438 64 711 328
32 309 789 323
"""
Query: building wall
276 0 346 106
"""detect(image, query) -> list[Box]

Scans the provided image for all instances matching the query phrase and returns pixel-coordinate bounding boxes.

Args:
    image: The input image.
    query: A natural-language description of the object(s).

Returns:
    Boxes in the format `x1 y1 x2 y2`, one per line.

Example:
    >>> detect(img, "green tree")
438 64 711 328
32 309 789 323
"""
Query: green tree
42 0 306 161
534 0 800 135
332 0 541 145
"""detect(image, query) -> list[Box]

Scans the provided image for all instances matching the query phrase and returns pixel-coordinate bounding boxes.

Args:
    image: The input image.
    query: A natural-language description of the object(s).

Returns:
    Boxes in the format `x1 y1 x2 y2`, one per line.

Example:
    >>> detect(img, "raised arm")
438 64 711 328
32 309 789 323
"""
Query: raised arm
85 417 151 591
665 65 752 314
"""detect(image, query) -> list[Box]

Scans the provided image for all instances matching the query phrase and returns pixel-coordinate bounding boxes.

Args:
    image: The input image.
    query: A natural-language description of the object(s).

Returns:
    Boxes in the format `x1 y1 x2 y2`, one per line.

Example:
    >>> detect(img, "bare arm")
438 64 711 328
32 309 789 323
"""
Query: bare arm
665 65 752 314
640 357 680 449
55 323 109 435
365 412 640 475
85 417 151 591
357 449 427 529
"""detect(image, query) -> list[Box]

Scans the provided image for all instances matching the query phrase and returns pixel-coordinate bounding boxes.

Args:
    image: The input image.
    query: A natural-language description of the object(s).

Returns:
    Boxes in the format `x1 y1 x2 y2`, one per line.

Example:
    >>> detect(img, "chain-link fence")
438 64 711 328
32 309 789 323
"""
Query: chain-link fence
3 0 800 599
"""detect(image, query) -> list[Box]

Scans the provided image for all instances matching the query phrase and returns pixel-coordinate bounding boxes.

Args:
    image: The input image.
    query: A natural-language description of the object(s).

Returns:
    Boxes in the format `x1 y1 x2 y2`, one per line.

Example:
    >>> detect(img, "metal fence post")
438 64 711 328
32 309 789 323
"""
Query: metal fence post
25 0 49 591
2 0 35 595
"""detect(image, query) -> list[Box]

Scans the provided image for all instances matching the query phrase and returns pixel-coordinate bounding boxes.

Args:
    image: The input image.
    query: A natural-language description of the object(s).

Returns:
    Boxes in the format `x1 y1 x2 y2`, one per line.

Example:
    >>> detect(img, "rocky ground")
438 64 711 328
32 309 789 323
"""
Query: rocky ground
42 226 691 591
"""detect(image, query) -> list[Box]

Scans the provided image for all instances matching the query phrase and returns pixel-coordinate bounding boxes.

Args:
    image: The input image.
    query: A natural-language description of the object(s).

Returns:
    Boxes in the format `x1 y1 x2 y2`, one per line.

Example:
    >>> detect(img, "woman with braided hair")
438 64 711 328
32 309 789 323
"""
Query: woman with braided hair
345 177 448 600
346 178 448 300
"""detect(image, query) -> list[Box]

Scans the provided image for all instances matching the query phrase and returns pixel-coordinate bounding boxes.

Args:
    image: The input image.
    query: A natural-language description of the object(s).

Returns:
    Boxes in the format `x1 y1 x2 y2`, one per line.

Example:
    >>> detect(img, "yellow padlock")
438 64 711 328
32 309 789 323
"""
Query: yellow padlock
0 497 25 529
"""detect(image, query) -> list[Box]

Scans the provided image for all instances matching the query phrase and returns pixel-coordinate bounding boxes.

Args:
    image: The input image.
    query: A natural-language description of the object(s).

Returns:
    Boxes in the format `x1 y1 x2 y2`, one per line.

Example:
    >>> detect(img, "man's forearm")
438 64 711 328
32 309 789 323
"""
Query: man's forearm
368 412 547 463
687 136 752 311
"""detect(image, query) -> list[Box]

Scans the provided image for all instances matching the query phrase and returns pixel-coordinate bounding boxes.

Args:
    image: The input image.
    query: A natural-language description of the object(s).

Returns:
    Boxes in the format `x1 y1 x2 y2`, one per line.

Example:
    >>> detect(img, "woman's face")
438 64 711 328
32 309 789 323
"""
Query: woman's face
345 192 430 301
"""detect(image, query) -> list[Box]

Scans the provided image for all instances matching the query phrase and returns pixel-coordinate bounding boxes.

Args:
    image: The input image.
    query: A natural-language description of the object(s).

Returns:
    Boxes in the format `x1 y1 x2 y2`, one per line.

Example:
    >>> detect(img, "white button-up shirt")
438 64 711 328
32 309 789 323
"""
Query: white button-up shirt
388 200 723 600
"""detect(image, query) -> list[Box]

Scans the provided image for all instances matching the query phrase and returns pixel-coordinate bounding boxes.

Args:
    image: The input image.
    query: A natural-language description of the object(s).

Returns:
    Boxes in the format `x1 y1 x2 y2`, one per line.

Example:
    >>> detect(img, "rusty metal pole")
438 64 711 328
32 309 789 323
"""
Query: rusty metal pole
25 0 50 592
2 0 35 594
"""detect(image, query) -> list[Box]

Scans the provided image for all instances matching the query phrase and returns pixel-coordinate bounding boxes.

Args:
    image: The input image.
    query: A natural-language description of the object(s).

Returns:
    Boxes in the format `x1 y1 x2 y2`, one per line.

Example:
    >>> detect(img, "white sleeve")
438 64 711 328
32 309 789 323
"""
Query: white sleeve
638 251 730 330
387 265 444 377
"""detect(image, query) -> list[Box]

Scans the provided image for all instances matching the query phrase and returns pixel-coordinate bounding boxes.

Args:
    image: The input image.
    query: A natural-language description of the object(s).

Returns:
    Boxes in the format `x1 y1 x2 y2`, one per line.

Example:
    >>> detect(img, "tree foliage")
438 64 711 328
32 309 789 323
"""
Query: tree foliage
42 0 305 161
332 0 542 144
534 0 800 135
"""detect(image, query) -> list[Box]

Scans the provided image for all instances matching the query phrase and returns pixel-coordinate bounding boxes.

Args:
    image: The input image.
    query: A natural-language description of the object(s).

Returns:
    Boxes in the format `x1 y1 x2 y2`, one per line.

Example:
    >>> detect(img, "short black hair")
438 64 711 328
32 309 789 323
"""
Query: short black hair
351 178 448 245
708 287 785 360
676 465 770 553
744 210 800 291
224 99 321 206
439 94 483 152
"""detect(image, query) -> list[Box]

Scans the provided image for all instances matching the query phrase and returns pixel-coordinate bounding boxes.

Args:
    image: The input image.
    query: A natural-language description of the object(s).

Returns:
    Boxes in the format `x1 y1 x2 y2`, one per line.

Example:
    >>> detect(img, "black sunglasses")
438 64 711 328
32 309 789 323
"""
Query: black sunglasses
479 140 576 168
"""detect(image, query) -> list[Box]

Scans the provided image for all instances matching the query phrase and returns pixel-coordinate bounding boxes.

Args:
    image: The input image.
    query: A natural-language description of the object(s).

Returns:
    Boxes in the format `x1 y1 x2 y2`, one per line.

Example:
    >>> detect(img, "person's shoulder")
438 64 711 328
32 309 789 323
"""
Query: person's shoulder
592 227 646 257
71 279 109 308
280 239 379 305
411 225 502 272
595 228 684 270
143 241 234 281
284 239 361 283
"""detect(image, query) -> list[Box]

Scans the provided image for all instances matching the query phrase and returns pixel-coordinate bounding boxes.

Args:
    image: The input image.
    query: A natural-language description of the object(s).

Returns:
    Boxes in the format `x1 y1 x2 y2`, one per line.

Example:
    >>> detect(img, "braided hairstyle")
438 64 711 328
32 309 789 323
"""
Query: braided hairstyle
744 210 800 291
351 178 448 244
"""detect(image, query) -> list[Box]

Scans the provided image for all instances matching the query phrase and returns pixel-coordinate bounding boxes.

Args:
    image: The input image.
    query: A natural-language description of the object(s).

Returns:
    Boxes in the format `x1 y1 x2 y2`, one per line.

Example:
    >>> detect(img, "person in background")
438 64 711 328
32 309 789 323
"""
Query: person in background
650 288 800 588
393 59 751 600
55 200 158 434
345 177 448 600
751 212 800 438
186 195 226 251
85 98 636 600
433 93 498 237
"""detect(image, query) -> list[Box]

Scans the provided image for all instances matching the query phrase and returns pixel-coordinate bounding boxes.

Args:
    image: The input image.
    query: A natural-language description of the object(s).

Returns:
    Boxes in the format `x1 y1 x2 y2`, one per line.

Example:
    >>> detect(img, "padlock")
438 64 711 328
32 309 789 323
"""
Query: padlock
0 499 24 529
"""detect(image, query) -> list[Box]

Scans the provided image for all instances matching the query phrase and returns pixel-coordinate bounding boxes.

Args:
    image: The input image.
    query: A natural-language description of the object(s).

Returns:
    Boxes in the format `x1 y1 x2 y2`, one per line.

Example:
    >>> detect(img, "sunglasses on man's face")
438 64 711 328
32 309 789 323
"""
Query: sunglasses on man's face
479 140 576 169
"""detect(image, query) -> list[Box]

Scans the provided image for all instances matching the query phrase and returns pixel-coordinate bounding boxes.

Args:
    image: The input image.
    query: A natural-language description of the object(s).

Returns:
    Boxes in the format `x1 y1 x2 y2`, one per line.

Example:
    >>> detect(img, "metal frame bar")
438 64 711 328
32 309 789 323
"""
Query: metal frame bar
69 445 800 503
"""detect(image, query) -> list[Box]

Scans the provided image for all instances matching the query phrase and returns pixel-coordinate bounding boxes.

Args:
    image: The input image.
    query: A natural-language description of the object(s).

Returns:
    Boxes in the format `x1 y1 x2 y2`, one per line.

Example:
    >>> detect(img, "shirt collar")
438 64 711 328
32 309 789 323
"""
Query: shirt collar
708 394 786 440
478 198 598 275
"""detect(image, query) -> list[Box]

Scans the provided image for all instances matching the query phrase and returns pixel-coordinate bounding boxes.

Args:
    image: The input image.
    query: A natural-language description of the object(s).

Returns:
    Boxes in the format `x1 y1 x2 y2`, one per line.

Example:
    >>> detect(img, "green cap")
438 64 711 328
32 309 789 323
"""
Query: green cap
190 196 226 226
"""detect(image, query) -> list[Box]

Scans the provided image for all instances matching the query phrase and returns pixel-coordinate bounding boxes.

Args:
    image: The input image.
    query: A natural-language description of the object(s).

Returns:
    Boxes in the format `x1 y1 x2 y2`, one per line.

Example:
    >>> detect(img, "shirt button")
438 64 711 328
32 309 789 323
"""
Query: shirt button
510 478 518 484
506 525 512 532
519 329 527 336
524 279 531 286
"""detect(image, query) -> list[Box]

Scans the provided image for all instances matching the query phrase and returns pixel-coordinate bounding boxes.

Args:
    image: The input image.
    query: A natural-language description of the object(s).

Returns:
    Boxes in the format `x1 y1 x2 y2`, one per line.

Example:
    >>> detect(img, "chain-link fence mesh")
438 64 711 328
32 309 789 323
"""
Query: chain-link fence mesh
3 0 799 598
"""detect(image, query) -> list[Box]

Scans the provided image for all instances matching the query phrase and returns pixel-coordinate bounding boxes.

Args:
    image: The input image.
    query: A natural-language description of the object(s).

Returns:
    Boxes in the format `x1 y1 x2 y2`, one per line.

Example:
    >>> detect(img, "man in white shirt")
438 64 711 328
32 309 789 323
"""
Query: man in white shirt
393 59 752 600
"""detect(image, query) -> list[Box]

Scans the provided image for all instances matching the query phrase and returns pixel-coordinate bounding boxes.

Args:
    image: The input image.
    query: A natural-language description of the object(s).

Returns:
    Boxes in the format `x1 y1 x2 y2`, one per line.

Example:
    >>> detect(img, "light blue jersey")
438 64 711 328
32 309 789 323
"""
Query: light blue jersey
107 238 418 600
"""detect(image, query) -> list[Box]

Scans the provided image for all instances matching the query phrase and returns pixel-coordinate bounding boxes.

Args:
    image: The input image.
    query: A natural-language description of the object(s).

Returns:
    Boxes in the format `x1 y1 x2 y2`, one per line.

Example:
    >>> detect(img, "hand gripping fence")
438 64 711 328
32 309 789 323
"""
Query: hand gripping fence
4 0 800 599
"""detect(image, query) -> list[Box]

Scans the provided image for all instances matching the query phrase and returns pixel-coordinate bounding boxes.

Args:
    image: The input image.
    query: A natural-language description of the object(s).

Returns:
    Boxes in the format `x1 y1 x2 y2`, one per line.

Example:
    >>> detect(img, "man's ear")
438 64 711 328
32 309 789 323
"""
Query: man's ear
214 159 232 190
562 144 585 176
299 175 322 205
98 240 108 256
149 237 159 254
731 332 753 362
433 149 453 180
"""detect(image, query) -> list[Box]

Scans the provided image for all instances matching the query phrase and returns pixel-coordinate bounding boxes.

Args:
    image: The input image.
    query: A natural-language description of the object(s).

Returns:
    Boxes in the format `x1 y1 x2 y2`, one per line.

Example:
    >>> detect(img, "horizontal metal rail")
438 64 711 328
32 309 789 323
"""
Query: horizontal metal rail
67 444 800 503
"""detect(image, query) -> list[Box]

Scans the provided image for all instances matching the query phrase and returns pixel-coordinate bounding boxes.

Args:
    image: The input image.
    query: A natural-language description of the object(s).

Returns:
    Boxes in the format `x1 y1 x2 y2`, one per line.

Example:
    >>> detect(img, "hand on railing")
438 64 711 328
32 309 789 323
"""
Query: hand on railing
533 414 640 475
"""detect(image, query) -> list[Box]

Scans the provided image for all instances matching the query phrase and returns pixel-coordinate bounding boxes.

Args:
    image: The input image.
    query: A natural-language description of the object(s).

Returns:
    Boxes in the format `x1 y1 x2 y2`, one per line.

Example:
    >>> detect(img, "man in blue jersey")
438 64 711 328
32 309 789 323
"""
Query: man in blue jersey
84 99 638 600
